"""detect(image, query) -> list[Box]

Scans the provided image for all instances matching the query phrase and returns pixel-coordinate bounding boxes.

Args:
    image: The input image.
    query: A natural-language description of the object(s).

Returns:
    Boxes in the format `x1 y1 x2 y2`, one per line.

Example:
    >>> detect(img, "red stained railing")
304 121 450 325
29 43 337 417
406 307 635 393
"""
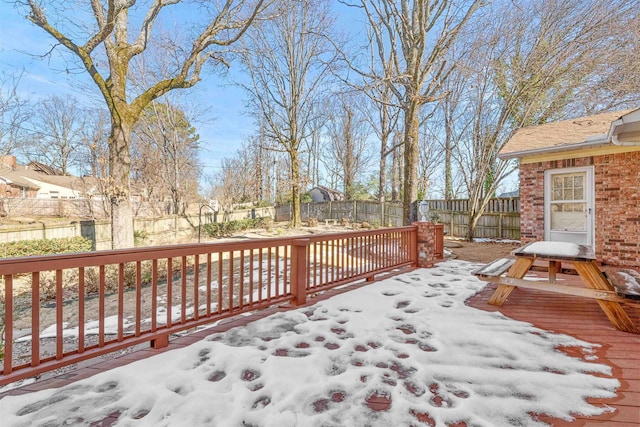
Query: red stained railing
0 227 417 385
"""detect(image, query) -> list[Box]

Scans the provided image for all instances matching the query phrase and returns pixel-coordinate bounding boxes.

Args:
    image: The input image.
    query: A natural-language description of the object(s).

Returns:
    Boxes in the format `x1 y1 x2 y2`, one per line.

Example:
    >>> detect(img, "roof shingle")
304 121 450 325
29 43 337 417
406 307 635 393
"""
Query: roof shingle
499 109 633 158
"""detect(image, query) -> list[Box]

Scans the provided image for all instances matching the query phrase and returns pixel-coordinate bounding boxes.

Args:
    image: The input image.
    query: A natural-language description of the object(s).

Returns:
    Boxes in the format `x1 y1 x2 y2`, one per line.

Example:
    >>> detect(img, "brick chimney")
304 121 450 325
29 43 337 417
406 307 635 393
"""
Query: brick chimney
1 155 17 170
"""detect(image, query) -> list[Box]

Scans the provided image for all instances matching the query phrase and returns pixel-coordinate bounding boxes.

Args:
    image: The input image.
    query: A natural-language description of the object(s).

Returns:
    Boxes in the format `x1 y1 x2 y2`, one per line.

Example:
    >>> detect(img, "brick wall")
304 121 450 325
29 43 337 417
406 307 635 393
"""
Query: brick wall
520 151 640 267
0 185 38 198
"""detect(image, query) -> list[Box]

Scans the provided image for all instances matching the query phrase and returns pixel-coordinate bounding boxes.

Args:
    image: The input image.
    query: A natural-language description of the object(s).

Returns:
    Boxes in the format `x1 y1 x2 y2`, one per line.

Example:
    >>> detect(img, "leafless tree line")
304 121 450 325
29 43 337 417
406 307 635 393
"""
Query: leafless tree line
0 87 202 217
211 0 639 236
2 0 639 243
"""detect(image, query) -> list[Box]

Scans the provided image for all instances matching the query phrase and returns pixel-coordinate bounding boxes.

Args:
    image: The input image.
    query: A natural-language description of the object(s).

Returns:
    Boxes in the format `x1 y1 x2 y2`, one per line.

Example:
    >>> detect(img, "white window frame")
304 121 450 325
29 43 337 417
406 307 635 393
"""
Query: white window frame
544 165 594 248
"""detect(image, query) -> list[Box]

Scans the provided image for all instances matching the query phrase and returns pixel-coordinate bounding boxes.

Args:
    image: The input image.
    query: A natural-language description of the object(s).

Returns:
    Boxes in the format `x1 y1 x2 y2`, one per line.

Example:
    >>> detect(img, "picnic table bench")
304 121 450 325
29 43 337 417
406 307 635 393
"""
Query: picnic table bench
472 241 639 334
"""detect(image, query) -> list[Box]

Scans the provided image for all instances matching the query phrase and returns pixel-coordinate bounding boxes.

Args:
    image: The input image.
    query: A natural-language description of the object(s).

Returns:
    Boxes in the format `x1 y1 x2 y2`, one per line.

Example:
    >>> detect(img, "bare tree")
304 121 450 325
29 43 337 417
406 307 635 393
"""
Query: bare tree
18 0 268 248
323 93 372 200
78 108 111 217
355 0 484 224
360 80 401 203
21 95 86 175
132 100 201 215
0 71 30 158
450 0 640 240
417 109 444 199
213 139 279 207
240 0 335 226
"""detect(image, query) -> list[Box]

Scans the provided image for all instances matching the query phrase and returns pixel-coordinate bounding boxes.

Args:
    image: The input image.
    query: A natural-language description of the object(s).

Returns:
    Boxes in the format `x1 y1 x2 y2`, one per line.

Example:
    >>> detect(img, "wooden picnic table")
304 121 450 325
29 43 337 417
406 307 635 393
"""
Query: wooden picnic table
473 241 639 334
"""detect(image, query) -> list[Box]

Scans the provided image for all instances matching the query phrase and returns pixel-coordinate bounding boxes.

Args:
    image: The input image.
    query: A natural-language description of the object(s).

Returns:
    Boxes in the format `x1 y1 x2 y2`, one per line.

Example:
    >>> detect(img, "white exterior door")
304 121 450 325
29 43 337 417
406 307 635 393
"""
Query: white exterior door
544 166 594 247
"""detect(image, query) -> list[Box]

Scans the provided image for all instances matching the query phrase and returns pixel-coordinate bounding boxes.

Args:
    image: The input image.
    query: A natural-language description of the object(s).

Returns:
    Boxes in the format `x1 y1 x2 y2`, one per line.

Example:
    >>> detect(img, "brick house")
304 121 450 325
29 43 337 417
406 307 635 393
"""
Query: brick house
0 156 40 197
0 156 101 200
499 108 640 267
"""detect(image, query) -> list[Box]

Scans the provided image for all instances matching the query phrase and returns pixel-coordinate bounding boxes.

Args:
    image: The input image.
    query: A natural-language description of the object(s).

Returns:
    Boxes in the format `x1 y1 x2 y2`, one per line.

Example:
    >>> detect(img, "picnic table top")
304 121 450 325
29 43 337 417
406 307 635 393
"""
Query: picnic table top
512 241 595 262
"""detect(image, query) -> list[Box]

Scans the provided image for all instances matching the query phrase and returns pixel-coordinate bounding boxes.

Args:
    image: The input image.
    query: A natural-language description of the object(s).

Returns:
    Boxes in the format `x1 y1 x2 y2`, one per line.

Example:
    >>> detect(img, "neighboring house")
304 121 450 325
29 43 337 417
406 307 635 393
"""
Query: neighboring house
497 190 519 198
499 108 640 267
0 171 40 198
309 186 345 202
0 156 100 199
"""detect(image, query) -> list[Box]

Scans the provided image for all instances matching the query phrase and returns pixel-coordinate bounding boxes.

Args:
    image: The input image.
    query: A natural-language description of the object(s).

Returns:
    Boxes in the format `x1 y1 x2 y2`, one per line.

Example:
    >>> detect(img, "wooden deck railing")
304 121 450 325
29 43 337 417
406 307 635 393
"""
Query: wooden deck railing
0 227 418 386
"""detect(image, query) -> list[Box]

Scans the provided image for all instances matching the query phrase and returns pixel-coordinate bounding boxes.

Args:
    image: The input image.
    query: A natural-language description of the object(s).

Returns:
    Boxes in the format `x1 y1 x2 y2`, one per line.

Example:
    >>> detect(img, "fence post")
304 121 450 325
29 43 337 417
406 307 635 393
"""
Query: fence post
435 224 444 260
450 213 454 237
290 238 310 306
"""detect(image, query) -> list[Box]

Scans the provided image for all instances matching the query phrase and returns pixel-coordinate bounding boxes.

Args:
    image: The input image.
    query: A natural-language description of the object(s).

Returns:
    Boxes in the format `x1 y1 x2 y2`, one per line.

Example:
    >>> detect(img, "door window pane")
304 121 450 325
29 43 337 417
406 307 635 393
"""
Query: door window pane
550 172 587 231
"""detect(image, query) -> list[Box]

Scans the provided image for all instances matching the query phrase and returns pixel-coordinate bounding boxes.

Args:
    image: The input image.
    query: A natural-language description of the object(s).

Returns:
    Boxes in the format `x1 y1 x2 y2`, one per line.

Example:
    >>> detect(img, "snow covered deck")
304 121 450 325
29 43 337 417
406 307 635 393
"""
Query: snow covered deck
1 262 638 426
468 269 640 425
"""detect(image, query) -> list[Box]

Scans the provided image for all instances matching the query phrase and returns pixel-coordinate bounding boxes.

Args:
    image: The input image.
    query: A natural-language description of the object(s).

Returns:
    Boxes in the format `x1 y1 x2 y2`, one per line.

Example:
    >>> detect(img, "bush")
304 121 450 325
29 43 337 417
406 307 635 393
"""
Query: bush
201 217 273 238
1 236 93 258
134 230 149 246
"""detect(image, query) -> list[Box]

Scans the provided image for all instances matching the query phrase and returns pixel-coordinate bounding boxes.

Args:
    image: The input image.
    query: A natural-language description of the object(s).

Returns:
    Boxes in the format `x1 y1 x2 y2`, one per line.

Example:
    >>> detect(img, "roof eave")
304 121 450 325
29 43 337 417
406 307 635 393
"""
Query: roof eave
498 137 610 160
608 111 640 146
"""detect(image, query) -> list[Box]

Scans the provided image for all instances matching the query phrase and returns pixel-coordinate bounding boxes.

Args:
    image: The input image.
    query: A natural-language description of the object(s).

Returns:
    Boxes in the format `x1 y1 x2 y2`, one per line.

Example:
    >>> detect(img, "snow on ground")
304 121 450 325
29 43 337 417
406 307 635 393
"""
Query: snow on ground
0 260 619 427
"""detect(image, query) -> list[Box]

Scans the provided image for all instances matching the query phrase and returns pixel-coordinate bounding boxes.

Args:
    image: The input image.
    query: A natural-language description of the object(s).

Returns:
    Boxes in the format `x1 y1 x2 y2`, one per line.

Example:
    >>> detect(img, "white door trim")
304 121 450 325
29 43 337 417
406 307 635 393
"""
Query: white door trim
544 166 595 248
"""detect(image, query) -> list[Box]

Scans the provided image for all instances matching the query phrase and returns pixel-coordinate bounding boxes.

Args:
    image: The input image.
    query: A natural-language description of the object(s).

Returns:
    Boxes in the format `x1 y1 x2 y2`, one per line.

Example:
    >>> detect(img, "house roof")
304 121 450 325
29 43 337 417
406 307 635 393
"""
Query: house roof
311 186 344 201
0 167 41 190
28 161 63 175
0 163 99 194
499 108 639 159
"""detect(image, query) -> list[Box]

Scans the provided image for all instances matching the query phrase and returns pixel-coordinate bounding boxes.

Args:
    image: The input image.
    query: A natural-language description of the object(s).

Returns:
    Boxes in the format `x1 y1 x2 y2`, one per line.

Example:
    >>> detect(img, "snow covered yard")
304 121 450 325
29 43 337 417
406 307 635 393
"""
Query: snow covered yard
0 260 620 426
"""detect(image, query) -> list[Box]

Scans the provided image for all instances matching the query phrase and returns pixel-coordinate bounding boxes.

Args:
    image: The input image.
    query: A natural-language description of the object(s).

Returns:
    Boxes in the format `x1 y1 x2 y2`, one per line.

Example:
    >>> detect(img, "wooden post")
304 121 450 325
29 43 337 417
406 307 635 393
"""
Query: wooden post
449 211 458 237
409 227 418 266
4 275 13 375
291 239 310 306
151 333 169 349
573 262 639 334
548 261 560 284
488 257 534 306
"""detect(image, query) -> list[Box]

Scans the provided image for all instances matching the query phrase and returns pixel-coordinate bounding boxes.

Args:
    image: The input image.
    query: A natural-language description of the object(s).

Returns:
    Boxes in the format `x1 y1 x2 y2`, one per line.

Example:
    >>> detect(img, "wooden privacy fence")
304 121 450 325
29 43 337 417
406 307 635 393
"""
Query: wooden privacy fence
0 226 438 386
428 198 520 240
276 198 520 240
276 201 405 227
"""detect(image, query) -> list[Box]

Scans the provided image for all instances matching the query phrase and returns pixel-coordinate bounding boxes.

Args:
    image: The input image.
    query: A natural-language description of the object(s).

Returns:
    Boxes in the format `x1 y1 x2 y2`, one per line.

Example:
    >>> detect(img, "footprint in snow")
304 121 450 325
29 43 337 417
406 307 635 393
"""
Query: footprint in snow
395 300 411 309
241 369 262 382
208 370 226 382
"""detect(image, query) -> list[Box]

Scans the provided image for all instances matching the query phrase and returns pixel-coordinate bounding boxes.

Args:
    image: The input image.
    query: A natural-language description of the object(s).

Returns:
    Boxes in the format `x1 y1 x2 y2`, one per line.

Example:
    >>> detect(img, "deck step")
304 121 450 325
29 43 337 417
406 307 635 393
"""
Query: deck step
606 268 640 300
472 258 515 278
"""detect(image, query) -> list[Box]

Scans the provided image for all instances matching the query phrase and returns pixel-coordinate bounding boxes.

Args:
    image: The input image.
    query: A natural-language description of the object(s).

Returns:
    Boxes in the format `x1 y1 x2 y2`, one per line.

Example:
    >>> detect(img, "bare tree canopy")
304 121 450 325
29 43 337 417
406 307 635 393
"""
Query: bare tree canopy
445 0 640 239
21 95 86 175
132 100 201 215
355 0 484 224
324 93 372 200
16 0 269 247
239 0 336 226
0 71 30 158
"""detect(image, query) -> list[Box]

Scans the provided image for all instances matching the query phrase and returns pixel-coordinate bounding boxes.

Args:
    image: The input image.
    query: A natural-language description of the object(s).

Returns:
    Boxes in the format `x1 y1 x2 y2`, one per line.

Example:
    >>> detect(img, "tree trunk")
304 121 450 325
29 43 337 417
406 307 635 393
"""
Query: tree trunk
467 210 480 241
109 123 135 249
290 149 301 226
444 109 453 200
402 102 420 225
391 151 399 202
378 142 387 203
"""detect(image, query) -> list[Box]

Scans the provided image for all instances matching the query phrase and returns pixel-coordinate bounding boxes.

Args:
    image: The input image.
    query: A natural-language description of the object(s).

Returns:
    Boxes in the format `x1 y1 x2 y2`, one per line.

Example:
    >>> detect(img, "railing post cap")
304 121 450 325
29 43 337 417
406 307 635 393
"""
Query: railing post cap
293 238 311 246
